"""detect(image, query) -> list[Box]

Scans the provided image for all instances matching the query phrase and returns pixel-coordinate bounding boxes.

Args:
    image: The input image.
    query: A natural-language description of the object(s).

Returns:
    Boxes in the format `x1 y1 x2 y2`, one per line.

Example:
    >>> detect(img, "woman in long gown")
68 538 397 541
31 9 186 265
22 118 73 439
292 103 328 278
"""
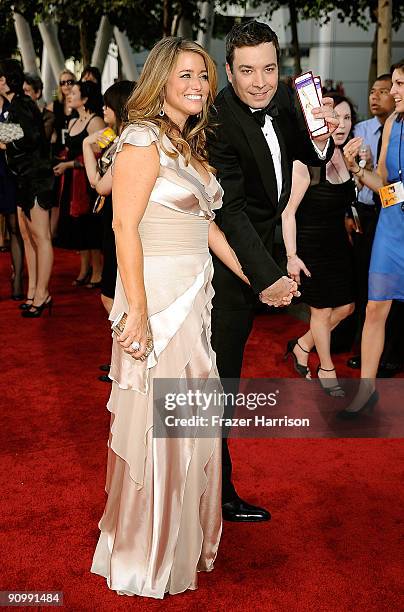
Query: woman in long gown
91 37 250 598
282 95 356 396
339 60 404 416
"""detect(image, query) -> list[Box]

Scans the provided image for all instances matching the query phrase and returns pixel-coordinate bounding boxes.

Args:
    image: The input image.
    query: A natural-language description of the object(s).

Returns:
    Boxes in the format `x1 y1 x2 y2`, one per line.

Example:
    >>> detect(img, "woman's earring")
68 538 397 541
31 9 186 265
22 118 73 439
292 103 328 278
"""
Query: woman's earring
159 108 165 117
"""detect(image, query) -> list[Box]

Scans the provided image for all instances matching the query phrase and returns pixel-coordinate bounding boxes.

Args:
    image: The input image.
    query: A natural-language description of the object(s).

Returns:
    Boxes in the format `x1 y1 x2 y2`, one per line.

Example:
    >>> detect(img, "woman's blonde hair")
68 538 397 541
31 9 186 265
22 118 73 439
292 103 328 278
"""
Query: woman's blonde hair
126 37 217 168
57 69 75 103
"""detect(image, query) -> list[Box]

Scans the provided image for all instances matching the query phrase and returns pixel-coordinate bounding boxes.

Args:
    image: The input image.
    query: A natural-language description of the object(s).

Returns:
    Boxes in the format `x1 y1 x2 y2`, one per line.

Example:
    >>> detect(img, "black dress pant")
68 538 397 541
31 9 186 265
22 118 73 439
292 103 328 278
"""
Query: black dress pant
211 306 255 504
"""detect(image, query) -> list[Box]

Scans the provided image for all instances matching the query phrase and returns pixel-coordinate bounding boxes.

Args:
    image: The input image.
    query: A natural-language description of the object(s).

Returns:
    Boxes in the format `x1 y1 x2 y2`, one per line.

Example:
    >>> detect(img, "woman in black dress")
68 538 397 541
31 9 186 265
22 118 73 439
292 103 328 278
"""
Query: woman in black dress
47 69 76 237
282 94 357 396
82 80 135 313
0 58 54 316
53 81 105 286
0 93 21 299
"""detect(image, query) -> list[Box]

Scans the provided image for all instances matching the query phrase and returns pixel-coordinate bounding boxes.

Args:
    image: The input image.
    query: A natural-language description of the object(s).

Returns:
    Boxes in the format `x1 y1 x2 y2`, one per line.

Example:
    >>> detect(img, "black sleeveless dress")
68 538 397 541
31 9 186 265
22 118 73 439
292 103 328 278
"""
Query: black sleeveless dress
295 165 355 308
55 116 102 251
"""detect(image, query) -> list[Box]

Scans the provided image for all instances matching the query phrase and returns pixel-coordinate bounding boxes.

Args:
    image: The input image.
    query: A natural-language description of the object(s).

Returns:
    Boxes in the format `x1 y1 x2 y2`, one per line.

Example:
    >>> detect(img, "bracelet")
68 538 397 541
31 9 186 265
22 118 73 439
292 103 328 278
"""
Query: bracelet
73 159 83 169
287 253 297 259
352 166 364 176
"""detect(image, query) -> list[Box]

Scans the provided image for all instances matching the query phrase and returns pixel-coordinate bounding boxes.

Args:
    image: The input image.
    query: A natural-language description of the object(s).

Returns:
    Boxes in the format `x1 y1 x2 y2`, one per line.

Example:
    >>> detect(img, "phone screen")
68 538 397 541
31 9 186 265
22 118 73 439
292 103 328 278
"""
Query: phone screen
312 76 329 136
294 72 326 135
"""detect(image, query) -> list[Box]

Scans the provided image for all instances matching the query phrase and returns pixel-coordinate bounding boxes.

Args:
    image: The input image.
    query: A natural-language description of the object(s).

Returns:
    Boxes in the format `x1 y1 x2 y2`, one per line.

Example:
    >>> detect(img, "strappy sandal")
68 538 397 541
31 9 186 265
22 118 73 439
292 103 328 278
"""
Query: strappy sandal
284 338 311 379
317 366 345 397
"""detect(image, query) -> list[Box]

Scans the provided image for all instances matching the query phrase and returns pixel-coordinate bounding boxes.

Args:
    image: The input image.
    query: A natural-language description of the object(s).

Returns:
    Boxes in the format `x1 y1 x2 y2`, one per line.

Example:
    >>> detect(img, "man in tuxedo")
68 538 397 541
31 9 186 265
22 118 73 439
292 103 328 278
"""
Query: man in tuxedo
208 21 337 522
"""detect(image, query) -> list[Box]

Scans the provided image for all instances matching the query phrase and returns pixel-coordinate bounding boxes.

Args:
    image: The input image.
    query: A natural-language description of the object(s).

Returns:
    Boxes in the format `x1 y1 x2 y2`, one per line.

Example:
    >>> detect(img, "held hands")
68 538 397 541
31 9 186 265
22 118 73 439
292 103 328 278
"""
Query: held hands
259 276 300 308
311 97 339 144
286 255 311 285
117 308 149 361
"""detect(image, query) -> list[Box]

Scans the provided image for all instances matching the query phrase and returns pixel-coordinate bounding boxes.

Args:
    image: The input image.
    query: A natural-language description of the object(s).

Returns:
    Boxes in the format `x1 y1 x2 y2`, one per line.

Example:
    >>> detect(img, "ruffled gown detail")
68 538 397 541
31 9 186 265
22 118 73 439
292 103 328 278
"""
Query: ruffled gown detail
90 123 223 598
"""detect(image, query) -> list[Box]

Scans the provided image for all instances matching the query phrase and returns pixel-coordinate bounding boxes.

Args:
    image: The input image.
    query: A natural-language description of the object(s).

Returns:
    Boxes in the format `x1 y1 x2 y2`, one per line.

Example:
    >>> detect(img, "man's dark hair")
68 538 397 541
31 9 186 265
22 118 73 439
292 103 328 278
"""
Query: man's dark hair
0 58 24 94
375 73 392 82
24 72 43 95
225 20 280 71
103 80 136 131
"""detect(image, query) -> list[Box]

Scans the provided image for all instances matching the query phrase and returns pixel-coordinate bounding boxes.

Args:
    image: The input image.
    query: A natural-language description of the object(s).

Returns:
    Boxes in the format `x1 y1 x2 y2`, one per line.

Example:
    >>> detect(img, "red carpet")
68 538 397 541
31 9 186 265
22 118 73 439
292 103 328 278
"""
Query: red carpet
0 249 403 611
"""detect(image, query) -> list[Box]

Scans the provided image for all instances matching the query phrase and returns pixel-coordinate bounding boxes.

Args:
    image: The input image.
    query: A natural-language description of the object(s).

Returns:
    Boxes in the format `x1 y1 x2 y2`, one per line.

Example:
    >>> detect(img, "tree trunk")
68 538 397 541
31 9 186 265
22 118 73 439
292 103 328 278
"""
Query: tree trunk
13 11 39 75
368 26 378 103
163 0 173 37
79 20 90 67
377 0 392 75
113 28 139 81
91 16 113 70
197 1 215 51
289 0 302 76
37 20 65 82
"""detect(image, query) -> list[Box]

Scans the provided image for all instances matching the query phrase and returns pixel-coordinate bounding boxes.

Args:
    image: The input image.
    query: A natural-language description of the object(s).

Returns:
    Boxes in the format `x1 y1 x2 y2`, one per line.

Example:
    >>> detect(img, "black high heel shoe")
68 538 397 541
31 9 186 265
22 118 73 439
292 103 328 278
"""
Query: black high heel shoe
284 338 311 378
72 267 92 287
317 366 345 397
21 297 53 318
337 390 379 419
19 297 34 311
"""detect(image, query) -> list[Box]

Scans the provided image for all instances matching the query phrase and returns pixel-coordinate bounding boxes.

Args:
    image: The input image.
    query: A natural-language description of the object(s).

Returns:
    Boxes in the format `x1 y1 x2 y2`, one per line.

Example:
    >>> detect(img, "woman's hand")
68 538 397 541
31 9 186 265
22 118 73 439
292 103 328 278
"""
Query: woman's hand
343 137 363 171
83 129 107 148
53 161 70 176
0 142 6 150
117 309 149 361
287 255 311 285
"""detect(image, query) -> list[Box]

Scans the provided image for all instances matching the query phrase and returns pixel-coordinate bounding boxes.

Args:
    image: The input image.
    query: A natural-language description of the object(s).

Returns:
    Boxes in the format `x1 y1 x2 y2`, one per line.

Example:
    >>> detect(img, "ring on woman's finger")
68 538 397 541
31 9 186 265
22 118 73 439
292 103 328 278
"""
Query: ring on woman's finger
131 340 141 351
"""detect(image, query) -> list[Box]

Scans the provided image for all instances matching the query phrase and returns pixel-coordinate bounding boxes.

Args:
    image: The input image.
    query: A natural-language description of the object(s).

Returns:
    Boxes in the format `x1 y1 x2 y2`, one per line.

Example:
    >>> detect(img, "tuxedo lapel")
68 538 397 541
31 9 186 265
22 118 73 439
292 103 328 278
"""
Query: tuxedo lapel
223 86 278 208
271 116 291 209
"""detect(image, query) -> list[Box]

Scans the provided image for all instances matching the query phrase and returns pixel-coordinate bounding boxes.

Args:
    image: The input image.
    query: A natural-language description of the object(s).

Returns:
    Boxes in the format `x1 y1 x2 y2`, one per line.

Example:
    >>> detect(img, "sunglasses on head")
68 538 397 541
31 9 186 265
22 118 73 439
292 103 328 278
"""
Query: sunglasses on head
59 79 75 86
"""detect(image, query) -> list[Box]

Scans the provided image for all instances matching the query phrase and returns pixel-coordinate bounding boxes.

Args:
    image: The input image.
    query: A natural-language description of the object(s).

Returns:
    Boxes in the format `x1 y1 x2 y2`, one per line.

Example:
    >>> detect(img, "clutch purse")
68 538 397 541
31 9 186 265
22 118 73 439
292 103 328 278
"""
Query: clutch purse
0 122 24 143
111 312 154 361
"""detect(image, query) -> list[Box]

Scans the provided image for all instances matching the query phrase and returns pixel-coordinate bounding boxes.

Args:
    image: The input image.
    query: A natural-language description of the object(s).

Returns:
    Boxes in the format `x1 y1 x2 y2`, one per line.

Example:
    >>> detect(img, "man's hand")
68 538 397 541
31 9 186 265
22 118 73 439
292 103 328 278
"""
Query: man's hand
259 276 300 308
345 217 356 245
312 96 339 147
0 142 6 150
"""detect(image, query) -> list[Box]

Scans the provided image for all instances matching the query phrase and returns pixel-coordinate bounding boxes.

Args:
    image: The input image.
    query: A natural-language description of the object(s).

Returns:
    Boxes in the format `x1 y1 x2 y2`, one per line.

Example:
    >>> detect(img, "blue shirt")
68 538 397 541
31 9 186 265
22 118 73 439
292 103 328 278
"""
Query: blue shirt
354 116 383 205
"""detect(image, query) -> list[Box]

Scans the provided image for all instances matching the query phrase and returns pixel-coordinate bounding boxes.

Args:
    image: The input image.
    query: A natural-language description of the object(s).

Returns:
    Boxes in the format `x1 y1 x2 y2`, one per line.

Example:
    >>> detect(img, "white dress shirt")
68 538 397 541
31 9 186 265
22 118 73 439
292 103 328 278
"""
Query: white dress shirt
250 108 329 201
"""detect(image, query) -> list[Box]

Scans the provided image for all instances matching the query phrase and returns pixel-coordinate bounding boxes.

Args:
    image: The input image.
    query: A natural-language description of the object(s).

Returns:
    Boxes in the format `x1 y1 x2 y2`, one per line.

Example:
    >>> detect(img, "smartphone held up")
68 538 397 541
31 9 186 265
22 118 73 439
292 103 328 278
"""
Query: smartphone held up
294 71 329 138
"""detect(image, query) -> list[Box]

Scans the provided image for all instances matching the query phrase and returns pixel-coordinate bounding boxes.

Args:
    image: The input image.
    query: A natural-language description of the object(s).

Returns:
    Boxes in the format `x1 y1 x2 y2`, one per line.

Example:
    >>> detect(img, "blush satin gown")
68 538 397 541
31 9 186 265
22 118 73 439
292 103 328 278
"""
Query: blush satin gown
90 123 223 598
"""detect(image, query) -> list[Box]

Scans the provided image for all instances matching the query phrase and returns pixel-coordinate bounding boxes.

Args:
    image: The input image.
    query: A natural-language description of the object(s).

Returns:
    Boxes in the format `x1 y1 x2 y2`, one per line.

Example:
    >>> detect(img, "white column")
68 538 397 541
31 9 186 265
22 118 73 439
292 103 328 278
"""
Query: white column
41 46 57 104
13 11 38 74
113 28 139 81
377 0 392 74
318 17 333 82
91 15 113 71
37 20 65 81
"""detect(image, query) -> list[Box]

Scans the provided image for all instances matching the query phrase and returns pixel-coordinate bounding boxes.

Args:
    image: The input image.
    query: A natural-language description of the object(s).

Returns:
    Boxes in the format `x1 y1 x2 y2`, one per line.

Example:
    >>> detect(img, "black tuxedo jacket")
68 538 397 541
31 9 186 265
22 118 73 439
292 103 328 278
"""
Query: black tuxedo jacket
208 82 334 309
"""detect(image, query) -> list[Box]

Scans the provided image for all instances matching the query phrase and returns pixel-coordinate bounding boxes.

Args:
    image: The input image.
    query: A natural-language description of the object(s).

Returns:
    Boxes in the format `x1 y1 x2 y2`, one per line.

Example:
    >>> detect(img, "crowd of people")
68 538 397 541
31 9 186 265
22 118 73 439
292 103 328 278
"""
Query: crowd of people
1 20 403 600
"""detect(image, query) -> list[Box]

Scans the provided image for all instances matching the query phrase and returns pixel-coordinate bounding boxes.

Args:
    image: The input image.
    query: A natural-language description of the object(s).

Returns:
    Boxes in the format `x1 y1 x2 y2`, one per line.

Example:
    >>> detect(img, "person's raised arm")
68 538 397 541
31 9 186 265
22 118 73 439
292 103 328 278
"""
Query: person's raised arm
343 113 394 192
281 160 311 285
112 141 159 360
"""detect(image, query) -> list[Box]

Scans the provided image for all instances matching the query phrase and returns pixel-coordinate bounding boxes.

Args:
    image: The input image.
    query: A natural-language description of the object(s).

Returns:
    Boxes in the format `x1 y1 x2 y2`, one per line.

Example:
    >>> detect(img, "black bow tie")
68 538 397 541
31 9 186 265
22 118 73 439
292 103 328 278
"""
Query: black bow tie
252 102 279 127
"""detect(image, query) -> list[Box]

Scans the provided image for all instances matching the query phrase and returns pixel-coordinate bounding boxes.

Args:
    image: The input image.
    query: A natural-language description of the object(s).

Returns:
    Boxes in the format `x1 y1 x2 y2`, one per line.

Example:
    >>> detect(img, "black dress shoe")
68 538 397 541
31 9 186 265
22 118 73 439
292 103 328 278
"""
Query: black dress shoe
222 498 271 522
347 355 361 369
98 374 112 383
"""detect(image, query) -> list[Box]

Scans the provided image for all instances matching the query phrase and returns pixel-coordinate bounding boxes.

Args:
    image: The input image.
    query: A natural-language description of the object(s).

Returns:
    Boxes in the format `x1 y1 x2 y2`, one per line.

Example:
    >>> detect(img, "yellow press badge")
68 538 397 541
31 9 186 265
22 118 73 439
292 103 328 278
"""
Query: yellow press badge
379 181 404 208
